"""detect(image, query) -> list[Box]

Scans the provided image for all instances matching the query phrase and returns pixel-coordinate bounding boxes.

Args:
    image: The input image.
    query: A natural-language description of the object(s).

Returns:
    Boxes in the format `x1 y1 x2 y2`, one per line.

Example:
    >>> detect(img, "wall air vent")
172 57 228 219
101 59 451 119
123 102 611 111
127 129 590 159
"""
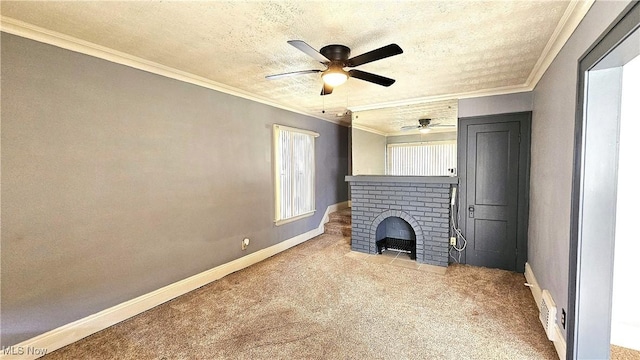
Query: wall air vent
540 289 557 341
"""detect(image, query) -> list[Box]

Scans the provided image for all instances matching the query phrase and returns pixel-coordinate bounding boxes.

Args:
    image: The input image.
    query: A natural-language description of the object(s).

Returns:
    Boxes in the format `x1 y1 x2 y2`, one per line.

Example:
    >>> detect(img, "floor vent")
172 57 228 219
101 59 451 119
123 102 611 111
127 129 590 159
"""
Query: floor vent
540 289 557 341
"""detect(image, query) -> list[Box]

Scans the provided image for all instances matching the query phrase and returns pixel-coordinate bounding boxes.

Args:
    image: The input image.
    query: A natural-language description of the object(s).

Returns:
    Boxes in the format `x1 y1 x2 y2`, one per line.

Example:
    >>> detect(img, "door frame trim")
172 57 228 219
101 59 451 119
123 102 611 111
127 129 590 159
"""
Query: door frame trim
567 2 640 359
457 111 532 272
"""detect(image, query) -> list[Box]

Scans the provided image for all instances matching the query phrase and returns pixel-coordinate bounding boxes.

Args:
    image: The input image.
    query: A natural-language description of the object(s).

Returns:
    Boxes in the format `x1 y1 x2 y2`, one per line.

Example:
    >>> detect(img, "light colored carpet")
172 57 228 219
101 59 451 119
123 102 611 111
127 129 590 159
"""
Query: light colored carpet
42 232 557 359
611 345 640 360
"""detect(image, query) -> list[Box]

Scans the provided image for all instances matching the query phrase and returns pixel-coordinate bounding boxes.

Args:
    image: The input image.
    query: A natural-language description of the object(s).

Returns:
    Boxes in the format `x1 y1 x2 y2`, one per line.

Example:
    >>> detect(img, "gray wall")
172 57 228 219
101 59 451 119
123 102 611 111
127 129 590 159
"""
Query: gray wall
0 33 349 346
528 0 632 340
351 128 386 175
458 92 533 118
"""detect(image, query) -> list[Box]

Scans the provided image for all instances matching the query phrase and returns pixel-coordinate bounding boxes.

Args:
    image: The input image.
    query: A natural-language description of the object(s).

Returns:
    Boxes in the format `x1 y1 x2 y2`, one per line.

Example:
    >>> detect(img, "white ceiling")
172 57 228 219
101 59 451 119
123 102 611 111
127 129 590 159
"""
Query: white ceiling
1 1 591 134
354 99 459 135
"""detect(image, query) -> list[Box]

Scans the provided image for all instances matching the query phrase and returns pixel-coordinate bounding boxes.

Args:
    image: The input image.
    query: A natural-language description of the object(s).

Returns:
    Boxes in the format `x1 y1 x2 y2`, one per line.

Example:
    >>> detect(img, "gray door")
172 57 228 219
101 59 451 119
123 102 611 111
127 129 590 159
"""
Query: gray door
458 112 530 272
466 122 520 270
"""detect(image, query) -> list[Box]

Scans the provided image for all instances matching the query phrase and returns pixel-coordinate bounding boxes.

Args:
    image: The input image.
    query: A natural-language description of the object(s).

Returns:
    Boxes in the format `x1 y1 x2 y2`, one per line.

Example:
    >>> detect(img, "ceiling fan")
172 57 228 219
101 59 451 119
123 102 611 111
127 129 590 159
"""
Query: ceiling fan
401 118 456 133
266 40 403 95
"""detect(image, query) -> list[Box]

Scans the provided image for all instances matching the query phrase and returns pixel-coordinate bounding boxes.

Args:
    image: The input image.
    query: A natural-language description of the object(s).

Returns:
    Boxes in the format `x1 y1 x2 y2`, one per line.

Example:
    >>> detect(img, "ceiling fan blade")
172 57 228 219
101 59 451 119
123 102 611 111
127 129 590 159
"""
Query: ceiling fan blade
400 125 419 131
265 69 322 80
347 44 403 67
321 83 333 96
429 123 456 128
288 40 330 63
349 69 396 87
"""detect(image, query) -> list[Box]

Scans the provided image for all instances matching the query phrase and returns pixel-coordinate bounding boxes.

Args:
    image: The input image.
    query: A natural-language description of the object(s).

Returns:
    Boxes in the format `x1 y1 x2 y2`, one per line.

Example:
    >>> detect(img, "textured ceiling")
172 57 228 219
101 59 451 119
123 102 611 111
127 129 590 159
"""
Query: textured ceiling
353 99 458 135
1 1 574 133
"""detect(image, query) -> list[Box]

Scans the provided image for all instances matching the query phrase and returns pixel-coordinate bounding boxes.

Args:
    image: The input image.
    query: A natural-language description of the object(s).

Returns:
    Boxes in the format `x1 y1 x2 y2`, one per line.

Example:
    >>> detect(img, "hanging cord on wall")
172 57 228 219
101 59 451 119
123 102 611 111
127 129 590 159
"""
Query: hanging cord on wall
449 187 468 263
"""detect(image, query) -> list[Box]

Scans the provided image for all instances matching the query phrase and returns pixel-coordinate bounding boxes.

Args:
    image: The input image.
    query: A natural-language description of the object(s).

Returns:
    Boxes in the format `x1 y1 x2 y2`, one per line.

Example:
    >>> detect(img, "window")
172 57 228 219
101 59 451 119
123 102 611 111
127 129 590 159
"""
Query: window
387 141 457 176
273 124 318 225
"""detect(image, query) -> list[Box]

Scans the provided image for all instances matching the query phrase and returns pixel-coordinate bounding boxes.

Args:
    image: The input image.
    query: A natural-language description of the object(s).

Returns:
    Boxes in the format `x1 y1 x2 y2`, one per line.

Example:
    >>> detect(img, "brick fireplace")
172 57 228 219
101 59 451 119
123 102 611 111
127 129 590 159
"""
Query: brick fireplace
345 175 458 268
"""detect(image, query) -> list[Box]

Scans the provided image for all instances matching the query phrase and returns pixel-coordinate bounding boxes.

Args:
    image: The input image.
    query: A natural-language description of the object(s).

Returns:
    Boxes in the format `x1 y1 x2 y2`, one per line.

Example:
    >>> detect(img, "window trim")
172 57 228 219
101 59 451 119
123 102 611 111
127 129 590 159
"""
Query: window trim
273 124 319 226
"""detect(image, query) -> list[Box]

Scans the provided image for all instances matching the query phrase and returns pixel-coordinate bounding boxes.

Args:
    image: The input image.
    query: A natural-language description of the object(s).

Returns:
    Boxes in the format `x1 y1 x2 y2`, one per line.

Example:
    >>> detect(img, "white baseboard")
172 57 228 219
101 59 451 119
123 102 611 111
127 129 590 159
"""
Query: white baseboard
0 201 348 360
524 262 567 360
553 323 567 360
524 263 542 308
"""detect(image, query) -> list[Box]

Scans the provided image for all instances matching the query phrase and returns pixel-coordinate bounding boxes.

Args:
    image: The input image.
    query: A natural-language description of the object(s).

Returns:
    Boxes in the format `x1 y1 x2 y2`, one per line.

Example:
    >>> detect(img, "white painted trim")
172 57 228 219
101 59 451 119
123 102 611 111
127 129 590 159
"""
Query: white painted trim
348 85 531 113
348 0 594 116
273 124 319 138
0 201 348 360
0 17 345 127
2 3 594 134
351 124 388 137
385 129 458 137
353 121 457 137
524 262 567 360
526 0 596 88
387 140 456 147
553 323 567 360
1 13 533 122
524 262 543 308
2 6 593 129
272 124 319 225
274 210 315 226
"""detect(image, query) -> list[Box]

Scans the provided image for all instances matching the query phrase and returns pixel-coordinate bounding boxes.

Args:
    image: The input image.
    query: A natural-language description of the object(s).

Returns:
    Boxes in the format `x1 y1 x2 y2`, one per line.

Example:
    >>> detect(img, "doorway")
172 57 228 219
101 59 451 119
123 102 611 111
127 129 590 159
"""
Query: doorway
568 2 640 359
458 112 531 272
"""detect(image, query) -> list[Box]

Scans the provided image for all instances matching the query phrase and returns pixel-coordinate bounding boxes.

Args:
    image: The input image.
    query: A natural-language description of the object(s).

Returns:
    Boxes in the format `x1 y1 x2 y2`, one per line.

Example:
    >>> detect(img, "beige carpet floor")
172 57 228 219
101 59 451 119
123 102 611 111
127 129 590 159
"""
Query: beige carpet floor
611 345 640 360
42 232 558 359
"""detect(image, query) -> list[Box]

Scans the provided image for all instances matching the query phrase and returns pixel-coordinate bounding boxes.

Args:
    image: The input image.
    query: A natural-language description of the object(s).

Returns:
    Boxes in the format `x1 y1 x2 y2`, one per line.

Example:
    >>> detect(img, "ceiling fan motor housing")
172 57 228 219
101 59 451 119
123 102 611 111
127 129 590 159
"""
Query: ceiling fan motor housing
320 44 351 63
419 118 432 127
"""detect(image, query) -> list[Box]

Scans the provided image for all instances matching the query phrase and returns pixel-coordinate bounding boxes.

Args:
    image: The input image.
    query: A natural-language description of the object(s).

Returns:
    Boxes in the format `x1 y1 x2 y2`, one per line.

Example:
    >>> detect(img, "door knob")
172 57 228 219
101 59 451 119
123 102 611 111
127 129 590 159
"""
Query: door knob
468 205 475 218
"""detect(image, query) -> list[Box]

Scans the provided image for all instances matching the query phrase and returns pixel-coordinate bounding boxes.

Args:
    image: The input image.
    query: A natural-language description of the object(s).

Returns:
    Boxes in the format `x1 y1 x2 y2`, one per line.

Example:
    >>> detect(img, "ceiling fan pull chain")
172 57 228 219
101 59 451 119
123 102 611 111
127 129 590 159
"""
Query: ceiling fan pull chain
346 82 349 109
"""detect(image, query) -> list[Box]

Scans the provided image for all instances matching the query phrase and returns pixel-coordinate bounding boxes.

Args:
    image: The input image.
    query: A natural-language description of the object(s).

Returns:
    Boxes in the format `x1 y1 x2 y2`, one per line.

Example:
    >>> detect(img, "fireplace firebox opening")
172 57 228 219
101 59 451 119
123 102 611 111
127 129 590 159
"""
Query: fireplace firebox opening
375 216 417 260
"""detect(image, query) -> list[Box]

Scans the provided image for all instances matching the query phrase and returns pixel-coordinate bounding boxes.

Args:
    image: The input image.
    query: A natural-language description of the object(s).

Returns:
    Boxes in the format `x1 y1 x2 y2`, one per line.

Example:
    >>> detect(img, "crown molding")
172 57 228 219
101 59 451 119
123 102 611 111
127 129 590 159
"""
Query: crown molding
525 0 596 88
1 0 593 131
352 123 456 138
0 16 347 127
385 128 457 137
348 0 593 115
348 84 531 113
351 124 388 136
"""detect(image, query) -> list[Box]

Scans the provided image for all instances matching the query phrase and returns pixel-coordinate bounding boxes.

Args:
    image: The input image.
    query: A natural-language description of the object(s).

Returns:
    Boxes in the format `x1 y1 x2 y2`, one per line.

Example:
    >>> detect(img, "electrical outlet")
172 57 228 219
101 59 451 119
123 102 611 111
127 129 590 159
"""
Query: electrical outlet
450 236 456 246
242 238 250 250
561 308 566 328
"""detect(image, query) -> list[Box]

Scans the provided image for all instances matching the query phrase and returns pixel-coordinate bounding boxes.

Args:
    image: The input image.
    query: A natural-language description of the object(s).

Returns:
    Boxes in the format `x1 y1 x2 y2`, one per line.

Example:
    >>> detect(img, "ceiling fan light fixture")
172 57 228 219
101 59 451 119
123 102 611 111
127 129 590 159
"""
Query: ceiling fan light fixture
322 68 348 87
419 127 432 133
268 41 402 95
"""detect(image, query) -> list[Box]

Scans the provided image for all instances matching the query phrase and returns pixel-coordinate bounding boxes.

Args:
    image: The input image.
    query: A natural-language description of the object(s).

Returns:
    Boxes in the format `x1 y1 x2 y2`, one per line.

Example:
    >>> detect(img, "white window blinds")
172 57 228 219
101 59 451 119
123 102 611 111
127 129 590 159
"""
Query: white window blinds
273 125 318 225
387 141 457 176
